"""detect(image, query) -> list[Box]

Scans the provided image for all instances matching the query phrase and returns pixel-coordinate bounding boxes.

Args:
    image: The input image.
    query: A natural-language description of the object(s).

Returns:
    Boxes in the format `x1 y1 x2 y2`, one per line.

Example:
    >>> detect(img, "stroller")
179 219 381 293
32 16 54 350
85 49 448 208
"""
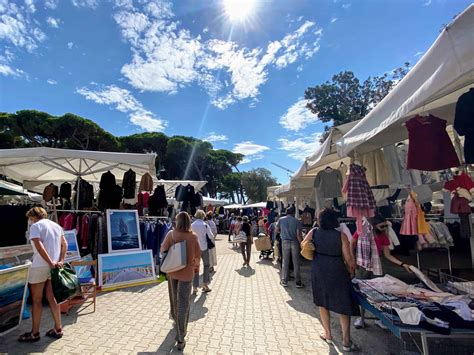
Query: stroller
255 233 273 259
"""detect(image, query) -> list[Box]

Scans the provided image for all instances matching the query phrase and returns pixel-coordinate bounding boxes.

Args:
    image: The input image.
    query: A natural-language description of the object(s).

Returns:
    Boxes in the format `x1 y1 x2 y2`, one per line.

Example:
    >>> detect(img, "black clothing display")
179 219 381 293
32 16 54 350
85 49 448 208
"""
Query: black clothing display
122 169 137 199
454 88 474 164
0 205 30 247
100 171 116 190
73 178 94 209
149 185 168 215
98 171 121 211
175 184 196 210
266 201 274 210
59 182 72 200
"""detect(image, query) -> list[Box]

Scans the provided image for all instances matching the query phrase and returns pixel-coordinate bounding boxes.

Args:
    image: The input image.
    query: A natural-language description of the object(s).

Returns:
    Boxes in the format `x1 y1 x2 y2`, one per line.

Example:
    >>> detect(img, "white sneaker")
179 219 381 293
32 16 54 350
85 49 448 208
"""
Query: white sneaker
354 317 365 329
375 319 388 330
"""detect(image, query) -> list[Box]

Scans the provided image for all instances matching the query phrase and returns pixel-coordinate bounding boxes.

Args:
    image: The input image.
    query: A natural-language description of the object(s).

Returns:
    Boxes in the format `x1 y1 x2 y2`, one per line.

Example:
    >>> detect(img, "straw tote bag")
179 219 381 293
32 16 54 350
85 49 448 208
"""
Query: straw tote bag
160 232 187 273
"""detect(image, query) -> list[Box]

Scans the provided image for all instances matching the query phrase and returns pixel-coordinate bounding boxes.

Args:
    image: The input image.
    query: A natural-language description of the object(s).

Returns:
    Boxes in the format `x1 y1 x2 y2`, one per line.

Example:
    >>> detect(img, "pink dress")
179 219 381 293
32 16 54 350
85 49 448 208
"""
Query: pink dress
400 199 418 235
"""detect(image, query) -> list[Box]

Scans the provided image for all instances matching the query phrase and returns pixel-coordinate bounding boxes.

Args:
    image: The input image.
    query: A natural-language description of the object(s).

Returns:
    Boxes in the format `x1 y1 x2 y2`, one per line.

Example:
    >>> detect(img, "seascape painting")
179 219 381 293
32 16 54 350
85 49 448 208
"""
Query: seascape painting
64 230 81 262
98 250 155 289
106 210 142 253
0 264 30 336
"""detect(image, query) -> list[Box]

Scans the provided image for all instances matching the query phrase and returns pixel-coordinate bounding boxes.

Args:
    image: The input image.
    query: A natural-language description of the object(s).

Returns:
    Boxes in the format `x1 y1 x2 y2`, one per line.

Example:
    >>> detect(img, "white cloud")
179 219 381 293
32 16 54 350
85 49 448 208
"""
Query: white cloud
46 78 57 84
46 17 60 28
297 64 303 72
0 63 25 77
44 0 58 9
423 0 432 5
233 141 269 163
67 41 74 49
113 2 323 109
330 17 338 23
71 0 99 8
280 98 319 132
25 0 36 13
76 84 167 132
203 133 228 143
202 27 208 33
414 51 424 57
279 133 322 161
0 1 44 52
342 4 351 9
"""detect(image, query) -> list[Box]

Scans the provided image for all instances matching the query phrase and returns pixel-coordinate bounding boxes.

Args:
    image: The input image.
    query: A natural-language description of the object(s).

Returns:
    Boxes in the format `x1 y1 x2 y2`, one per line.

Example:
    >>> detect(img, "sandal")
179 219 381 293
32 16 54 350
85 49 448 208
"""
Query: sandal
18 332 40 342
45 328 63 339
319 334 333 345
343 342 360 352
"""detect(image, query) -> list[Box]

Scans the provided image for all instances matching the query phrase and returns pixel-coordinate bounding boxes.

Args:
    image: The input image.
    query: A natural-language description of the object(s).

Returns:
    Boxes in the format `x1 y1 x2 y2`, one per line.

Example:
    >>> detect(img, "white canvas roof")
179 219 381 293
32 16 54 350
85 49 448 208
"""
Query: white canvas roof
337 4 474 156
0 147 157 190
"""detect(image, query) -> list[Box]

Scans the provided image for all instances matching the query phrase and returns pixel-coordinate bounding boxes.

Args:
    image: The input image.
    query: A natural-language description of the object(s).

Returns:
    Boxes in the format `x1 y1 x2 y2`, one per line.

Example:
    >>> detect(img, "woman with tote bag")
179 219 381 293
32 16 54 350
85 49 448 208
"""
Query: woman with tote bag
160 212 201 351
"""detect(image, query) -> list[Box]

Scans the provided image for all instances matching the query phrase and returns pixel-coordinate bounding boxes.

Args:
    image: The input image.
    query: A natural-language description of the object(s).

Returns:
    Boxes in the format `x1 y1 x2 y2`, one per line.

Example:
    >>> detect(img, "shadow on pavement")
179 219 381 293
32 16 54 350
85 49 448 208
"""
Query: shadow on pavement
234 266 256 278
189 293 208 323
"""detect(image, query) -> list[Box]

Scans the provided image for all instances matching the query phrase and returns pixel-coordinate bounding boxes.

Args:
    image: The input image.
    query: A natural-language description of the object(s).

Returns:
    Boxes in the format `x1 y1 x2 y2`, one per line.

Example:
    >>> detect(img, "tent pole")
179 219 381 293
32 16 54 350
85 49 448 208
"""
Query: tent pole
76 176 80 211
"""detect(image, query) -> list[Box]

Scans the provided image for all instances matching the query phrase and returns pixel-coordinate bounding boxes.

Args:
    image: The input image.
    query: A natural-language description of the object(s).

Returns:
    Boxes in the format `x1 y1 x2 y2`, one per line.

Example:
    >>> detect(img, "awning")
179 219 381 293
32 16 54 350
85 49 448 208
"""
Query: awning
0 181 27 196
0 148 157 191
224 204 243 209
337 4 474 156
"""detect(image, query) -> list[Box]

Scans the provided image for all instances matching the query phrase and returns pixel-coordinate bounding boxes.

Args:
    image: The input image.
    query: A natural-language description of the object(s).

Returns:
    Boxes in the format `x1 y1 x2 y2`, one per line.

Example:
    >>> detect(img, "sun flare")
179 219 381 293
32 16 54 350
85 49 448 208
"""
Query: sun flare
223 0 257 23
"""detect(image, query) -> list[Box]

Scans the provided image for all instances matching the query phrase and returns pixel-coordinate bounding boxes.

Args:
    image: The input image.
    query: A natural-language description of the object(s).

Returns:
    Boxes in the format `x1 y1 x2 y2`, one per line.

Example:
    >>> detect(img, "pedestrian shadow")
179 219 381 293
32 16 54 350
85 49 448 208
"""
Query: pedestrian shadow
235 266 256 278
189 293 208 322
143 328 178 354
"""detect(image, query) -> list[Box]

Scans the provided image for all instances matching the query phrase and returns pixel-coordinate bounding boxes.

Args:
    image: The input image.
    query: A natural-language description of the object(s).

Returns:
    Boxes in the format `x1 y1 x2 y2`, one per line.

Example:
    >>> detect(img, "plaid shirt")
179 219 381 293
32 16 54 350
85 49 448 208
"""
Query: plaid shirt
346 164 376 209
356 218 383 275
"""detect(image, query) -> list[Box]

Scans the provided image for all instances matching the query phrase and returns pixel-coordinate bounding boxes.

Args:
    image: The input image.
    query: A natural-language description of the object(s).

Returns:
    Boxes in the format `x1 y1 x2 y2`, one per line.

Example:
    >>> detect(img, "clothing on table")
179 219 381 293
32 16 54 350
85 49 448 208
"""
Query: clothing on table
59 182 72 200
161 230 201 282
360 149 391 186
311 228 360 316
122 169 137 199
168 278 192 343
405 115 460 171
454 88 474 164
29 219 63 268
42 183 59 203
138 172 154 192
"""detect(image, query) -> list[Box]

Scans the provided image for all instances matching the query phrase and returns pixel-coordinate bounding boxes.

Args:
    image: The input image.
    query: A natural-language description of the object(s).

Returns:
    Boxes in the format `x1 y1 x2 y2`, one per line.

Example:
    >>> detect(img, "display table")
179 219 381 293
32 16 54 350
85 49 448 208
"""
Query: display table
354 290 474 355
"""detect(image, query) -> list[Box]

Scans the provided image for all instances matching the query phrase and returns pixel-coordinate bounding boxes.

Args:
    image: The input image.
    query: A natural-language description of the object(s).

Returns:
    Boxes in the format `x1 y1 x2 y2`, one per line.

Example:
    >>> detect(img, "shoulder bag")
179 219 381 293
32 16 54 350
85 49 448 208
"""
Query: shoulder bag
205 225 216 249
50 263 80 304
160 232 187 273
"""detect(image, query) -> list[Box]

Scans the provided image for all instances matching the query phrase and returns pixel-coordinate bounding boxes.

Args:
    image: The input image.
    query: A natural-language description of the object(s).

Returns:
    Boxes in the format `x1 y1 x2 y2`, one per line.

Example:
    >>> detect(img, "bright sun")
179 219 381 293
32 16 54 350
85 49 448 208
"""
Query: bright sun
223 0 257 23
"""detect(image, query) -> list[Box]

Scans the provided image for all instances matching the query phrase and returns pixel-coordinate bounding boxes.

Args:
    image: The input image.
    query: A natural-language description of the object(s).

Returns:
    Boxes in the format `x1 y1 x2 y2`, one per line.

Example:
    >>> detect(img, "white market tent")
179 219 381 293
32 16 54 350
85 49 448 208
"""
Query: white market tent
0 148 157 192
224 203 243 209
336 4 474 157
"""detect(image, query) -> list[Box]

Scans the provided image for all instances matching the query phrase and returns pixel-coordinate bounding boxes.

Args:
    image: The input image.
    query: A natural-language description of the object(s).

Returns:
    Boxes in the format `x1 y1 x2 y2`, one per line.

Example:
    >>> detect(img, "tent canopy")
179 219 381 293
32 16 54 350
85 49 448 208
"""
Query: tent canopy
337 5 474 156
0 181 27 196
0 148 157 190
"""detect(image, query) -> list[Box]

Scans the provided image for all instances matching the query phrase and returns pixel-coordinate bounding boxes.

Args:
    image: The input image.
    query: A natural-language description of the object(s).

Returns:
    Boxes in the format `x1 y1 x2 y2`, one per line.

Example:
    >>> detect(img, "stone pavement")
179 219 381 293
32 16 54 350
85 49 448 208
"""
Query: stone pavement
1 235 471 354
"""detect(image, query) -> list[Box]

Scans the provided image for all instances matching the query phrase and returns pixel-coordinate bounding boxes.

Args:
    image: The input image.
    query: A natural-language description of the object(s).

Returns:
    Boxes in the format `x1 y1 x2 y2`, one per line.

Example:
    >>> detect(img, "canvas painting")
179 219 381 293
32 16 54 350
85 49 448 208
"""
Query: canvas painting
64 230 81 262
98 250 155 289
0 263 30 336
106 210 142 253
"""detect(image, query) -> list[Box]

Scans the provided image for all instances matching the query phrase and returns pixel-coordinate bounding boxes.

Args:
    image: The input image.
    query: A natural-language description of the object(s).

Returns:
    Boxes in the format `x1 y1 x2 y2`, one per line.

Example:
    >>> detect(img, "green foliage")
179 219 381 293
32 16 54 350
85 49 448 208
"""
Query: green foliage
0 110 246 199
304 63 410 140
241 168 278 203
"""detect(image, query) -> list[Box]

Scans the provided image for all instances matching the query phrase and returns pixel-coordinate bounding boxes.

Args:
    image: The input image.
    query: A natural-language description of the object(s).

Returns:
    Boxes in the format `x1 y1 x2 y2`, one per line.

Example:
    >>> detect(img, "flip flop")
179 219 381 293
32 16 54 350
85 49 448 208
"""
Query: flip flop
343 342 360 352
18 332 40 342
319 334 333 345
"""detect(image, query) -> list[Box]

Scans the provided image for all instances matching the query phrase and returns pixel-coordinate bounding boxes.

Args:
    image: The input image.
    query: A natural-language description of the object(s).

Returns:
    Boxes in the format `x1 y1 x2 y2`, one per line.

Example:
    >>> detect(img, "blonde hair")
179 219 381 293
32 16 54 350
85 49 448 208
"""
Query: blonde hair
26 207 48 220
194 209 206 220
175 211 192 232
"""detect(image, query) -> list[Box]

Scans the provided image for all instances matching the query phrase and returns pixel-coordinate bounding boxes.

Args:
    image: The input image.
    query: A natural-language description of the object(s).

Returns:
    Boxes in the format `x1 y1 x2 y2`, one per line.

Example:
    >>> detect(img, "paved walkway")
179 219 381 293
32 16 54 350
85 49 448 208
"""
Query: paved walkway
1 235 471 354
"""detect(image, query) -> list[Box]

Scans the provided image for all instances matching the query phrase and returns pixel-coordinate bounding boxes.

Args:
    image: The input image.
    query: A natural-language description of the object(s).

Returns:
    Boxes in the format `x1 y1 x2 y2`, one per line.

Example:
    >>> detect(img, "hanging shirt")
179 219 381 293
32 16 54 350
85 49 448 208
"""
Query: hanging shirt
314 169 343 198
405 115 460 171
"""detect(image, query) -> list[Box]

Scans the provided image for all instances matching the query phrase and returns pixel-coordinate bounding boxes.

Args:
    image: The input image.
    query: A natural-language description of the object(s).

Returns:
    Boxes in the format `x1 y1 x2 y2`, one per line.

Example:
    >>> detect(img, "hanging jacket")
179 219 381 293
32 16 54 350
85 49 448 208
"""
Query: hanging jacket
139 172 154 192
59 182 72 200
122 169 137 199
43 183 59 202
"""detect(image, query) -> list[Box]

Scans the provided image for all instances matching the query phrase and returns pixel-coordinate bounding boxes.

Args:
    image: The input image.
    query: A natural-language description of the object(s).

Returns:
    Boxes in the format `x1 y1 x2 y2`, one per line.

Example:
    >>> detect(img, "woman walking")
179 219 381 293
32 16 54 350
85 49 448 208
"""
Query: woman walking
18 207 67 342
240 216 252 267
205 212 218 273
191 210 212 294
303 208 360 352
160 212 201 351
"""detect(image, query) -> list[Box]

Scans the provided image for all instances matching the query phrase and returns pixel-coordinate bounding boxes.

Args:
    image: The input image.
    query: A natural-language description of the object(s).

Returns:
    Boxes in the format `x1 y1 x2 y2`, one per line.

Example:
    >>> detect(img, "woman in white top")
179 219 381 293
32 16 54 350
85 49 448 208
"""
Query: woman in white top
18 207 67 342
191 210 212 294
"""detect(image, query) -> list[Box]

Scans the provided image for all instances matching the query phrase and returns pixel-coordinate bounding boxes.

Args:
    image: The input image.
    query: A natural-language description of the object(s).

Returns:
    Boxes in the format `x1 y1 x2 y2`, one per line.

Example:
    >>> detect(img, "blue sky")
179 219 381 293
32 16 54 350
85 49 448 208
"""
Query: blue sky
0 0 472 184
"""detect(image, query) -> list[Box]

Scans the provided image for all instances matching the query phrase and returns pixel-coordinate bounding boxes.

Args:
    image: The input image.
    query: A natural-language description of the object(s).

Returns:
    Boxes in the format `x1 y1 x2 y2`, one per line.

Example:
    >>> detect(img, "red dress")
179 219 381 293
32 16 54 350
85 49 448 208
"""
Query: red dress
406 115 460 171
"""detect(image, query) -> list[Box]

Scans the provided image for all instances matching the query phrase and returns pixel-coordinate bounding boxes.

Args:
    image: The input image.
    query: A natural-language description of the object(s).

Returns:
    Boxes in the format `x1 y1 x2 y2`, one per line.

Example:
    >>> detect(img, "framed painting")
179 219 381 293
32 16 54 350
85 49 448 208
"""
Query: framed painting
106 210 142 253
98 250 155 289
64 230 81 262
0 263 30 336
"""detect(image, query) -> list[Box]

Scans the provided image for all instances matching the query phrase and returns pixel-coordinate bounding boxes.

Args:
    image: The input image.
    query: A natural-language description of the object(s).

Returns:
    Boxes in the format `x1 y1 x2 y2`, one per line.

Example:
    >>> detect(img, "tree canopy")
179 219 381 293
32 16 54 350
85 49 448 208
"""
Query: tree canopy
0 110 261 199
304 63 410 139
241 168 278 203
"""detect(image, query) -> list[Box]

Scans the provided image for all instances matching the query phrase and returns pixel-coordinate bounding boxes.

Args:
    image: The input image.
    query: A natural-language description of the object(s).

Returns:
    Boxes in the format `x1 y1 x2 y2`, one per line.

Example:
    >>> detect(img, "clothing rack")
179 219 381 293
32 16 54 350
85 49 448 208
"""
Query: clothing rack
53 209 104 214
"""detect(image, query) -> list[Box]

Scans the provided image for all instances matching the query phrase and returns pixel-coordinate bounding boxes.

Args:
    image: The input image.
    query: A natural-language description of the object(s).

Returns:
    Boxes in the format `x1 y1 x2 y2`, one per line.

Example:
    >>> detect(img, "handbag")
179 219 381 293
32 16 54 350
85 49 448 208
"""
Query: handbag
50 263 80 304
160 232 187 273
205 225 215 250
300 239 316 261
255 235 271 251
